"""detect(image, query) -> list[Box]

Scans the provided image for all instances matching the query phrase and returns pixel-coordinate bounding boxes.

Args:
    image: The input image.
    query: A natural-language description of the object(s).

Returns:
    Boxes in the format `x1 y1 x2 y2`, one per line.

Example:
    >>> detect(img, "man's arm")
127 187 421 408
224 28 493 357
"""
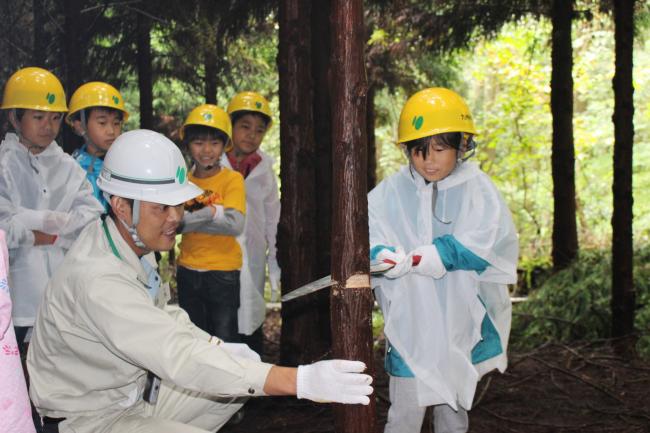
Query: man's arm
179 206 244 236
263 366 297 395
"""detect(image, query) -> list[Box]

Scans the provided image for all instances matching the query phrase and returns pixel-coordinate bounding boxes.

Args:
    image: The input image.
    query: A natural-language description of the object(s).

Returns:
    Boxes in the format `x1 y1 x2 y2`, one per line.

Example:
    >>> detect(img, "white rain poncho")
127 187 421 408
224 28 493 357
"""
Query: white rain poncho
222 150 281 335
369 162 518 410
0 133 104 326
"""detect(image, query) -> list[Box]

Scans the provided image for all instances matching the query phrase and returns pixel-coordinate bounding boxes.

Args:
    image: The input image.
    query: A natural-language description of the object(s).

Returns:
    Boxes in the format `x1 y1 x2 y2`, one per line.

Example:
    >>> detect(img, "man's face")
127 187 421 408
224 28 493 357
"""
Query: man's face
135 201 184 251
13 109 63 152
75 108 123 155
231 113 267 156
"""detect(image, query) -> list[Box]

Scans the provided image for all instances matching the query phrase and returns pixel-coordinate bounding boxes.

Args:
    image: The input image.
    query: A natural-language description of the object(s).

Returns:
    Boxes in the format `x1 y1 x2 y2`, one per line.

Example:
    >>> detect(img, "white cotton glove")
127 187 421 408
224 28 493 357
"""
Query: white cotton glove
220 342 262 362
376 247 413 279
296 360 373 405
410 244 446 279
267 258 281 302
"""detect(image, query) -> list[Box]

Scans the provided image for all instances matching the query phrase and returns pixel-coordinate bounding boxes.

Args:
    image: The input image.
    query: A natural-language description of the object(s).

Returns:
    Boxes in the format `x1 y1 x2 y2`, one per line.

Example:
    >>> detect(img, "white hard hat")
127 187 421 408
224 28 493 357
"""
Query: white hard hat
97 129 202 206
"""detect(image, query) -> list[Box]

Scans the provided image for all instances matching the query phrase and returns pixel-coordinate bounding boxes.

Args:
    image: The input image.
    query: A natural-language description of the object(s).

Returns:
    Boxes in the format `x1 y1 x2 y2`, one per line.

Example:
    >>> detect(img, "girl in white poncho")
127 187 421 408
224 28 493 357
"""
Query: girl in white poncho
0 68 103 350
369 88 519 433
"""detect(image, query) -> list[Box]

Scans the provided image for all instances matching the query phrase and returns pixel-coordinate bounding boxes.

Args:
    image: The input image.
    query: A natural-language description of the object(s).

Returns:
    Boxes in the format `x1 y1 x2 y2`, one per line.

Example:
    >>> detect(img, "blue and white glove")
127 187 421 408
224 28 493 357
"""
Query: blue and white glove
375 246 413 279
297 360 373 405
410 245 446 279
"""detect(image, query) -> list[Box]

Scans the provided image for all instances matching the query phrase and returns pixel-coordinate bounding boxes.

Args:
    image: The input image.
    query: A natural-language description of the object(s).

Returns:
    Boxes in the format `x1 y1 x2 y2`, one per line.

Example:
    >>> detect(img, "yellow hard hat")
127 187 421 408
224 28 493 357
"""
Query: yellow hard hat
66 81 129 125
227 91 272 126
1 67 67 112
397 87 477 144
181 104 233 151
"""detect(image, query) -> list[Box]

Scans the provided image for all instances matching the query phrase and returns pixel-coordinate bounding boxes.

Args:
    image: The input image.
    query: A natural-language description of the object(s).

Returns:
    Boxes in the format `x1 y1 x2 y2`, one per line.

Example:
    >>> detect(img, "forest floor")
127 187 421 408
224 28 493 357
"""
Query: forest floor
221 308 650 433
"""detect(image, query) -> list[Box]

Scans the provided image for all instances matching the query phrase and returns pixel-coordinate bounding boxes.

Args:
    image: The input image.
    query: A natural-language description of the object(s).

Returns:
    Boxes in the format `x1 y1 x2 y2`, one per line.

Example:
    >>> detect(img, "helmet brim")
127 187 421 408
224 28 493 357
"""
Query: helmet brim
98 179 203 207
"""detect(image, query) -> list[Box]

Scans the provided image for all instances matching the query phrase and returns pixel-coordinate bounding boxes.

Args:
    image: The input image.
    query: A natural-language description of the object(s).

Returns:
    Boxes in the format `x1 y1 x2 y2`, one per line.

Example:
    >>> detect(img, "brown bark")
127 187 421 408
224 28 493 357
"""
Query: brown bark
366 84 377 191
611 0 635 353
32 0 47 67
203 0 218 104
330 0 375 432
61 0 84 154
550 0 578 270
278 0 324 366
310 0 334 353
136 11 154 129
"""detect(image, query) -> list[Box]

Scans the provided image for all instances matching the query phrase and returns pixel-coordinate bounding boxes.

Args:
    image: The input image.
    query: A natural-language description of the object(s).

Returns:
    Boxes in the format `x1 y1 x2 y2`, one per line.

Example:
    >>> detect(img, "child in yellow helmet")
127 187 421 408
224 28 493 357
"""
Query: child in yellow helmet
0 68 103 356
369 88 519 433
221 91 279 354
176 104 247 344
67 81 129 210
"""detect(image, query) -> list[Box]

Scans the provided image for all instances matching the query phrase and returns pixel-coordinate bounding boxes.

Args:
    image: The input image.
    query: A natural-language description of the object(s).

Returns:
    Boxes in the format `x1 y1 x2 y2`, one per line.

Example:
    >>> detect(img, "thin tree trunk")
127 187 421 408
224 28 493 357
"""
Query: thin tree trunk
611 0 635 355
278 0 322 365
137 11 153 129
203 0 218 104
550 0 578 270
62 0 84 154
32 0 47 67
330 0 375 432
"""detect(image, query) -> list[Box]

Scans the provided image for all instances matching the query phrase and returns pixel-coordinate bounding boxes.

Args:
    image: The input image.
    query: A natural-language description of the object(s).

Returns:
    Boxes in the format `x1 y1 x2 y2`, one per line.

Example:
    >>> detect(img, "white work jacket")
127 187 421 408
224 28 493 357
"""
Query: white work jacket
0 133 104 326
27 218 273 424
222 150 280 335
369 162 519 410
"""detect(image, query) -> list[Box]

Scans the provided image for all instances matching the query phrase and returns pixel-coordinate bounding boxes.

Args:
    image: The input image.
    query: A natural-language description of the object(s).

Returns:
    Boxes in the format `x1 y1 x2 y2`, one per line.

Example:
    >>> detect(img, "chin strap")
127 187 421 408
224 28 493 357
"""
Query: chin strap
192 158 219 172
108 197 148 251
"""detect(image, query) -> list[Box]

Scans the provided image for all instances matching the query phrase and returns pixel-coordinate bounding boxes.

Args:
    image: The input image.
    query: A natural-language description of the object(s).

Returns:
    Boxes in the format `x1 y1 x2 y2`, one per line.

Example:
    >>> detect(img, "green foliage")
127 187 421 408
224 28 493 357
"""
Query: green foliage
511 247 650 357
371 13 650 257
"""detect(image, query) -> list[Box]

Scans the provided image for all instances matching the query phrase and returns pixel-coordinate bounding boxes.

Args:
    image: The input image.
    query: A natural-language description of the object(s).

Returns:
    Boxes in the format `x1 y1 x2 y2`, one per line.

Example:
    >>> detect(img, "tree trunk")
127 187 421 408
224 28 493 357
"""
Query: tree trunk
366 84 377 191
203 0 218 104
309 0 334 356
32 0 47 67
330 1 375 432
62 0 84 154
550 0 578 270
137 11 154 129
278 0 323 366
611 0 635 355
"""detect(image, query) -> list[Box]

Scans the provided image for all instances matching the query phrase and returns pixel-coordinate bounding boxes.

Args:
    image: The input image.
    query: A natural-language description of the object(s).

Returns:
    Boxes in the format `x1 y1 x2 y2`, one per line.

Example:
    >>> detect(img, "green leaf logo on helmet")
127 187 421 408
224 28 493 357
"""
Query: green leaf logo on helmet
46 93 56 104
112 95 120 105
412 115 424 130
176 166 186 184
202 112 213 121
255 101 262 109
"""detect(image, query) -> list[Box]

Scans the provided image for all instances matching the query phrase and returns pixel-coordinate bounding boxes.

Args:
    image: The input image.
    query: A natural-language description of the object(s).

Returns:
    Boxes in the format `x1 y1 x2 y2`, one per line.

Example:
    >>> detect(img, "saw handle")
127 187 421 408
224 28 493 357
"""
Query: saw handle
382 255 422 266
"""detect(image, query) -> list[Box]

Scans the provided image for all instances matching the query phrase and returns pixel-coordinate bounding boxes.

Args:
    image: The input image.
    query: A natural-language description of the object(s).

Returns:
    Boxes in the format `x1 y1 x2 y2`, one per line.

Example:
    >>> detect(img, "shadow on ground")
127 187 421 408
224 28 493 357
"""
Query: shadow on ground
222 309 650 433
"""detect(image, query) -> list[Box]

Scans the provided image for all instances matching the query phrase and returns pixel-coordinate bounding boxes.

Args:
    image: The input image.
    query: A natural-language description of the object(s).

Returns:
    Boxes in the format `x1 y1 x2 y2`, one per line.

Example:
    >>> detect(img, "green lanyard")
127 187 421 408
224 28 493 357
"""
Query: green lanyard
102 219 122 260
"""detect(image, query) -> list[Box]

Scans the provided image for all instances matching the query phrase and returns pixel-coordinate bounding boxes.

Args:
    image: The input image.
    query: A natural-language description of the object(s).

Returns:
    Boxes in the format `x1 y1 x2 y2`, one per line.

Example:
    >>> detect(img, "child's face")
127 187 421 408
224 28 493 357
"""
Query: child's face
188 136 225 175
74 109 123 155
409 141 458 182
231 114 267 156
13 109 63 151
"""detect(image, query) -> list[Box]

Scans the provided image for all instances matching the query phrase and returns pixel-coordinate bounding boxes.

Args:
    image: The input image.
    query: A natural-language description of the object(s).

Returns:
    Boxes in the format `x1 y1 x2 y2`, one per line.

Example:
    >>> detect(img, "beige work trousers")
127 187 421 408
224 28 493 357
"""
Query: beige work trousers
60 381 246 433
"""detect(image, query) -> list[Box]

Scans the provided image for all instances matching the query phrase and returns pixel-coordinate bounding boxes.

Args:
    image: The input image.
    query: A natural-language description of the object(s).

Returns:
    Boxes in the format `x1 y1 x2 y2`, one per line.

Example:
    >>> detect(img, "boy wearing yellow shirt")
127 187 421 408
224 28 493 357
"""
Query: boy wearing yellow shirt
177 104 245 343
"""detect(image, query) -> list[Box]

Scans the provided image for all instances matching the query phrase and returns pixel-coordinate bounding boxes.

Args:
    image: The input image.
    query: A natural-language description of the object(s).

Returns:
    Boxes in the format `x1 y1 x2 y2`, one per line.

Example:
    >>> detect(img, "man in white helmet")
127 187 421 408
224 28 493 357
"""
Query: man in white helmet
27 130 373 433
